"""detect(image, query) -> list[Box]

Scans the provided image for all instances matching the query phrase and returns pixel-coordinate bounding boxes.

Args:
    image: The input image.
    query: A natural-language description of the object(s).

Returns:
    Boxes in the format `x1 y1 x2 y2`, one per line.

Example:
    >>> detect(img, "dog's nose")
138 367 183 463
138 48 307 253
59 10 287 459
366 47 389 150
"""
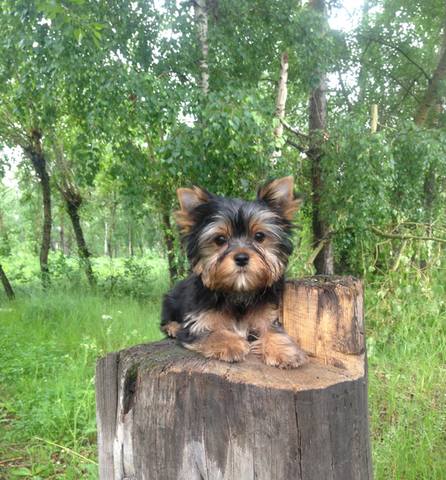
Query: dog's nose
234 252 250 267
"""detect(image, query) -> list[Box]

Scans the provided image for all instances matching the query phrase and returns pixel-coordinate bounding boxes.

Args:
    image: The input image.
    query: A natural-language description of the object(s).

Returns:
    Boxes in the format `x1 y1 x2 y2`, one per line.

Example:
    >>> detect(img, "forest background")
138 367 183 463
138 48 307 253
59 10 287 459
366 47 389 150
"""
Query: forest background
0 0 445 478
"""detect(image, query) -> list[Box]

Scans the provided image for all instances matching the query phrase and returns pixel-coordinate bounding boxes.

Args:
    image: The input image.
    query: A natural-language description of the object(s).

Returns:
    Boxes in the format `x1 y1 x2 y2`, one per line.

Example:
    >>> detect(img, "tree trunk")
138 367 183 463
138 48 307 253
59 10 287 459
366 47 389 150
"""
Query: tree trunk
62 190 96 287
0 209 11 256
271 51 289 161
96 277 372 480
413 21 446 261
161 210 178 284
414 23 446 126
59 216 65 254
128 222 134 257
0 264 15 300
308 0 333 275
194 0 209 96
25 130 52 288
104 222 110 257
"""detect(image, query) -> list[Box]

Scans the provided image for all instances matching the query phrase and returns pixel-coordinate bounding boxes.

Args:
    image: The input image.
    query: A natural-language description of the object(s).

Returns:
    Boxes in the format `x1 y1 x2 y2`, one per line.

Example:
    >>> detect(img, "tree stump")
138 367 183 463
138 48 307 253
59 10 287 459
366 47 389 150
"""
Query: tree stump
96 276 372 480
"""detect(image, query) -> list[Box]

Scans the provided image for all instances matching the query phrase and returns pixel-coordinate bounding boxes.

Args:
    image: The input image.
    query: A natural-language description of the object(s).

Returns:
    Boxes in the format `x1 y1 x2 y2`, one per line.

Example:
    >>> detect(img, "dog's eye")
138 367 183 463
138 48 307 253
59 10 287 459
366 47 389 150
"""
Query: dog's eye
254 231 265 243
214 235 227 246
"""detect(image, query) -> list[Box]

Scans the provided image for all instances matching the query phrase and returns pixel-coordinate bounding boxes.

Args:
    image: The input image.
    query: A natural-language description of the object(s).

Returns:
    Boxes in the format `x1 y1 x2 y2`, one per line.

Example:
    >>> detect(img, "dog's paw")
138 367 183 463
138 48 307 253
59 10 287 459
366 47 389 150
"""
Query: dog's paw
185 330 250 363
208 335 250 363
162 321 182 338
252 332 308 369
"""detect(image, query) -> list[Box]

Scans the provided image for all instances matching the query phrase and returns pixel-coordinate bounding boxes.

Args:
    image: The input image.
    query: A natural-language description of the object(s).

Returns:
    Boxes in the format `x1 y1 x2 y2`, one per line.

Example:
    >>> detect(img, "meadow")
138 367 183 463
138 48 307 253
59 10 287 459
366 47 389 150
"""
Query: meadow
0 255 445 479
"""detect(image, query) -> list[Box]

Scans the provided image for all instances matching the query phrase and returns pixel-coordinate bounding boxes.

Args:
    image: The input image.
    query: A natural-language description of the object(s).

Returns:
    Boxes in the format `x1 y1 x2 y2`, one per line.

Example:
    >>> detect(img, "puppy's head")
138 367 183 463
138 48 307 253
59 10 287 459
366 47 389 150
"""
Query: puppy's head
176 177 300 292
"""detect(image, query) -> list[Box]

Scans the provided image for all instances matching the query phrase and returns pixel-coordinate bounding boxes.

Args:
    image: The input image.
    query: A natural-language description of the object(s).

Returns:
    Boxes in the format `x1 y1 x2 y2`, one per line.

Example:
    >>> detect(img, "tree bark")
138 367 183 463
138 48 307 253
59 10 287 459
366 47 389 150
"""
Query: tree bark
0 209 11 256
414 23 446 126
96 277 372 480
413 21 446 260
104 221 110 257
60 218 67 255
194 0 209 96
271 51 289 160
308 0 334 275
128 222 134 257
0 264 15 300
61 188 96 287
25 130 52 288
161 210 178 284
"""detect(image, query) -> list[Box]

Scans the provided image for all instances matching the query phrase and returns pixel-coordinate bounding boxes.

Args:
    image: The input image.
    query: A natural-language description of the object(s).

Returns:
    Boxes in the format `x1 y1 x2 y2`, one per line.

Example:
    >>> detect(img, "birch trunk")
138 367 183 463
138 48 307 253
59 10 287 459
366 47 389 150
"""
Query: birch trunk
104 222 110 257
194 0 209 96
271 52 289 160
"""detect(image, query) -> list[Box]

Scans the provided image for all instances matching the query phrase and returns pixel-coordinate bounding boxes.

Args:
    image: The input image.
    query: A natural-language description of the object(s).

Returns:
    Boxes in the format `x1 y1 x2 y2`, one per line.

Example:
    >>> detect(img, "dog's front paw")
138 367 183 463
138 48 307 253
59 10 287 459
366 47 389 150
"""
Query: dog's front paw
162 321 182 338
251 331 308 369
209 336 250 362
185 330 250 363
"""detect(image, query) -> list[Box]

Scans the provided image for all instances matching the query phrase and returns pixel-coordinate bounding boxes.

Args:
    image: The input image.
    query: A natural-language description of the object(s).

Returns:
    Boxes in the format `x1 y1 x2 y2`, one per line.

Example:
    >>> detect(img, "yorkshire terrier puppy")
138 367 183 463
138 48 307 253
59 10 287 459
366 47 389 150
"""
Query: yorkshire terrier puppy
161 176 308 369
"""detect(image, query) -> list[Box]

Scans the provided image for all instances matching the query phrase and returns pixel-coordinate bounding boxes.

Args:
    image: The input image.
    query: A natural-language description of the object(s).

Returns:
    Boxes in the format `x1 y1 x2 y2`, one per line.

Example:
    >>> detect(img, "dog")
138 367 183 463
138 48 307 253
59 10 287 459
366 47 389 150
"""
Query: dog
161 176 308 369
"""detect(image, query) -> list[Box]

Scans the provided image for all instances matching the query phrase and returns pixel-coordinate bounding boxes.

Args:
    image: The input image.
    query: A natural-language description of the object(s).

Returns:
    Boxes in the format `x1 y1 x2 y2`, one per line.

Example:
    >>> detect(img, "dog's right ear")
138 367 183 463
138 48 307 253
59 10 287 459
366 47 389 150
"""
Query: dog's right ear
176 186 209 233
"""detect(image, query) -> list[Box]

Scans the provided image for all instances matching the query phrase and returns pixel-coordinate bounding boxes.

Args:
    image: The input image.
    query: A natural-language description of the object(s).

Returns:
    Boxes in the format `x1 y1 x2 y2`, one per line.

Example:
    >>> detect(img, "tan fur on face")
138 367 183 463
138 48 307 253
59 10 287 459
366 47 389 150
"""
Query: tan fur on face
162 321 182 338
200 248 284 292
184 330 250 362
251 330 308 369
192 219 232 277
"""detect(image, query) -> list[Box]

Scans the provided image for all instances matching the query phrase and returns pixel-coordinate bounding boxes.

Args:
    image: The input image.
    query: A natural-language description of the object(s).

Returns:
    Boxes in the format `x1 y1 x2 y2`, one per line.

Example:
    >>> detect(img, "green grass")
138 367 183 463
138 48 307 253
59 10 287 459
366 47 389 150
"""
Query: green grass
0 257 168 479
0 258 445 479
367 271 446 479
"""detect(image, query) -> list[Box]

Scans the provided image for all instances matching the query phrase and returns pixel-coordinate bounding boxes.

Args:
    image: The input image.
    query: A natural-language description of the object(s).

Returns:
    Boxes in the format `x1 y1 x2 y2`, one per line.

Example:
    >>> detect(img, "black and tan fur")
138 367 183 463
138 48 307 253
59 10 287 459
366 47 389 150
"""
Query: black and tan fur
161 176 308 369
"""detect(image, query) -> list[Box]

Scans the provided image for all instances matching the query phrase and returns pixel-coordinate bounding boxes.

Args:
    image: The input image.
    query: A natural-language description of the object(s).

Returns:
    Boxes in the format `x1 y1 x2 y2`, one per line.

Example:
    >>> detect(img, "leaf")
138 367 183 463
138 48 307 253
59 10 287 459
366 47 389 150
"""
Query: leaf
10 467 33 477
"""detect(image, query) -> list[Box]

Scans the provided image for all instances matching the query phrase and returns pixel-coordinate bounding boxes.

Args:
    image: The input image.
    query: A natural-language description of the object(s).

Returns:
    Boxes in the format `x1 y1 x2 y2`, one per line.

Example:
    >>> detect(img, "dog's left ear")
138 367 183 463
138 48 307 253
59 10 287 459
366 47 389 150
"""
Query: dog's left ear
175 186 210 233
257 176 301 220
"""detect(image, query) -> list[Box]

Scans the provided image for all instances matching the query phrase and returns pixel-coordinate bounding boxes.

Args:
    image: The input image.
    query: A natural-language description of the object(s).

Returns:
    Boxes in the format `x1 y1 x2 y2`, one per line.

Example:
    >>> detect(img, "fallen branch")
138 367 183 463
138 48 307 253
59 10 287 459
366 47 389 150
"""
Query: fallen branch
371 226 446 244
0 457 24 465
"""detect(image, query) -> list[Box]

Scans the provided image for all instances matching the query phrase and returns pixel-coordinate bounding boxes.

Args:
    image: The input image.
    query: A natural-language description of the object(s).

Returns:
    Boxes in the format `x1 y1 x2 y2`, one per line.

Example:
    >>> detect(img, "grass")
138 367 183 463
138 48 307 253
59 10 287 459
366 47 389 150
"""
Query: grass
0 258 445 479
367 271 446 479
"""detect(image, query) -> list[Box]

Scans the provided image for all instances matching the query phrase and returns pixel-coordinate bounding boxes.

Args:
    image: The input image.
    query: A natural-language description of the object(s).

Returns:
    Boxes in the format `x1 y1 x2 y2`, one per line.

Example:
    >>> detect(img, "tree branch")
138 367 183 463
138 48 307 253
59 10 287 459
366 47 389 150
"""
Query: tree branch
285 138 308 154
281 119 309 141
371 226 446 244
360 34 431 81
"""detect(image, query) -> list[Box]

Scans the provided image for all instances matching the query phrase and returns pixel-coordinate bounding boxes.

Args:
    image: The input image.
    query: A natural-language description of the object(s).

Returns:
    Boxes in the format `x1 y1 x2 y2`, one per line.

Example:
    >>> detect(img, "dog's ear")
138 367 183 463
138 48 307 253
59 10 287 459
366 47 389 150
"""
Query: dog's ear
176 186 210 233
257 176 301 220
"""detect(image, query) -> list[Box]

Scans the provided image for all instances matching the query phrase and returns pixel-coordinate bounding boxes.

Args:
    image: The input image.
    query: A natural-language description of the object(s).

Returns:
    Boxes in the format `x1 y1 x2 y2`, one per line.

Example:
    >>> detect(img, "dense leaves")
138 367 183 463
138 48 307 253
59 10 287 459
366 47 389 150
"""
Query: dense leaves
1 0 446 281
